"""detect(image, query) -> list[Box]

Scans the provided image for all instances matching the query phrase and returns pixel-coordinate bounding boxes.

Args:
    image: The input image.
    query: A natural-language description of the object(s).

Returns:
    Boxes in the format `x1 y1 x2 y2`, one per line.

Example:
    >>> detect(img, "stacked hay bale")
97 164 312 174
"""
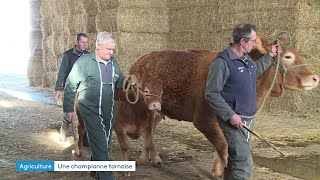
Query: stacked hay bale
40 0 98 87
28 0 45 87
36 0 319 114
116 0 169 72
167 0 300 51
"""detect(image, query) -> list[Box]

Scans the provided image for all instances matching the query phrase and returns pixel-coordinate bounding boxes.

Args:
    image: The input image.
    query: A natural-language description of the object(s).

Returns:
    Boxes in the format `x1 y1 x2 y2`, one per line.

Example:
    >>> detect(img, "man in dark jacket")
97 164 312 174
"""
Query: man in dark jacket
205 23 281 180
54 33 88 142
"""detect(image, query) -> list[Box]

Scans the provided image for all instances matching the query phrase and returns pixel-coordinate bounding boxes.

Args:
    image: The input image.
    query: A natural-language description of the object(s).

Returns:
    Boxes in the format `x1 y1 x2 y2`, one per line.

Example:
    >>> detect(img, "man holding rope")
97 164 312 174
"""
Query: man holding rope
205 23 281 180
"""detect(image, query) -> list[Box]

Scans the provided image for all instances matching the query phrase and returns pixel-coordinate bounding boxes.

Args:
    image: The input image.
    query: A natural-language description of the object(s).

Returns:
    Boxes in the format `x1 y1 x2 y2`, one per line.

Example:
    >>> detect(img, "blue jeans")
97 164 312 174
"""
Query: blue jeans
218 118 254 180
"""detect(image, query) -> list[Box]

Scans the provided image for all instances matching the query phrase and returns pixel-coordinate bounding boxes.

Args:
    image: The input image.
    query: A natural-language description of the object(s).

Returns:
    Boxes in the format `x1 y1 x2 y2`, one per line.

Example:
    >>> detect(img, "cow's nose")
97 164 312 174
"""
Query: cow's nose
312 75 319 84
148 101 161 111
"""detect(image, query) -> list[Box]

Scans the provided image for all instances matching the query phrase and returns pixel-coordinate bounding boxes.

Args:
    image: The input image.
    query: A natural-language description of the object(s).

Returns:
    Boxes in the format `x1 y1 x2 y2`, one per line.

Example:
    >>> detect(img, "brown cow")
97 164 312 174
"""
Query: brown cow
127 36 319 178
75 79 164 169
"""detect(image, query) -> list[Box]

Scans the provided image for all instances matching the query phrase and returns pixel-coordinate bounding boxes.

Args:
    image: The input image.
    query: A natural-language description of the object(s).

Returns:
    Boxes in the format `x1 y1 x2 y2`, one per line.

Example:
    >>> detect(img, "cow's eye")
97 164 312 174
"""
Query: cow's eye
284 55 291 59
145 90 149 94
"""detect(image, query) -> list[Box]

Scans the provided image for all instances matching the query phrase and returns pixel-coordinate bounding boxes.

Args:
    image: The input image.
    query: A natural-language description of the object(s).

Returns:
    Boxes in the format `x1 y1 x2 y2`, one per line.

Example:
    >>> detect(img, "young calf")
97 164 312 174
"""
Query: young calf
75 79 164 171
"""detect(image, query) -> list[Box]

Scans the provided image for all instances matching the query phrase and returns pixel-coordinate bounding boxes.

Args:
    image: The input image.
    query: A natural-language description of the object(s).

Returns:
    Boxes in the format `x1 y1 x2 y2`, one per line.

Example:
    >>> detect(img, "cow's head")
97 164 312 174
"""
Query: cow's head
126 74 163 112
250 36 319 96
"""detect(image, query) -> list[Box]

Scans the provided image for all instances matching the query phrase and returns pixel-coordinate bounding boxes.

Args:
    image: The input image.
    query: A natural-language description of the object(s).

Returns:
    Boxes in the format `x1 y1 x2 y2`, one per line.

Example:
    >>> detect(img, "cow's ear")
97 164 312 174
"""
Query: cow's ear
255 36 268 54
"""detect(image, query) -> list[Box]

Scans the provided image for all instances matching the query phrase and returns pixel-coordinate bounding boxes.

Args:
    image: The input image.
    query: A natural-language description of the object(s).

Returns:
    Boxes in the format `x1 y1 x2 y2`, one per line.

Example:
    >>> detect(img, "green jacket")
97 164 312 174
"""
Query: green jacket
63 52 125 113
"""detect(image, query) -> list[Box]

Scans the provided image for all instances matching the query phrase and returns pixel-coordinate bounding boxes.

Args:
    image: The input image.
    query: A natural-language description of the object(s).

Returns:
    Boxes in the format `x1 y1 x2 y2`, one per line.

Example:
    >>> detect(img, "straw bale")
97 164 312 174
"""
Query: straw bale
96 0 119 10
119 0 167 8
85 33 96 52
167 31 229 51
68 0 85 15
296 0 320 28
42 71 57 88
52 34 75 58
51 0 70 16
41 17 53 38
117 32 167 56
80 0 99 16
86 15 97 33
117 54 144 74
51 16 70 36
42 36 53 71
67 13 88 35
27 58 45 87
117 8 169 33
40 0 54 18
95 9 118 33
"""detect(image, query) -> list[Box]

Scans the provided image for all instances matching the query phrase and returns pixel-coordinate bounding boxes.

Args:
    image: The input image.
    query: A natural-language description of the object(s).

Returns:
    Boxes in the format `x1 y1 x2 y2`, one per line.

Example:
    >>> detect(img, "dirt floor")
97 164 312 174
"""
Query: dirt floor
0 74 319 180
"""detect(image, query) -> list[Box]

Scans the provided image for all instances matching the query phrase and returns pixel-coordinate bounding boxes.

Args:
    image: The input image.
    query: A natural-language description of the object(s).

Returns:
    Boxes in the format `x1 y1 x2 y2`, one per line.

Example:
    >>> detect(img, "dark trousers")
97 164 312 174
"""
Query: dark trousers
78 84 116 180
218 118 254 180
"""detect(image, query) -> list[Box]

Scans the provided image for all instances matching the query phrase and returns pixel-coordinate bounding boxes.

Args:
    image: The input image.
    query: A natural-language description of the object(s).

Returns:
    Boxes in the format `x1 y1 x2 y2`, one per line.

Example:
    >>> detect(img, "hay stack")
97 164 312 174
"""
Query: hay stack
117 0 169 72
37 0 319 114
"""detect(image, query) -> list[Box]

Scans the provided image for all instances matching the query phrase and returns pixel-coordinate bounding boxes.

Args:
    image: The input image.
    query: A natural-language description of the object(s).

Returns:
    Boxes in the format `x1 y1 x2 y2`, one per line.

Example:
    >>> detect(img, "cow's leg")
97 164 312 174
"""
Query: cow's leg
71 114 80 156
138 114 162 167
115 129 130 176
193 115 228 179
77 116 86 156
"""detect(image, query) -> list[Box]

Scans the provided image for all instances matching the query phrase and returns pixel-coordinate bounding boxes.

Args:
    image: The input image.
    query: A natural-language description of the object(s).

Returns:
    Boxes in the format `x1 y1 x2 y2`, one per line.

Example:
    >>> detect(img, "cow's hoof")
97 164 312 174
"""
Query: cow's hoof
153 161 162 168
72 145 81 156
152 156 162 168
137 158 149 165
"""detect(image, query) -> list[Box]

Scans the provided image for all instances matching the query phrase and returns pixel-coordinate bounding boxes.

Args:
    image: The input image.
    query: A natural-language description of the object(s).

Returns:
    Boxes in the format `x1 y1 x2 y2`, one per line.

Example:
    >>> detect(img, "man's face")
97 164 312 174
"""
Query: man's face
241 30 257 54
96 39 116 61
76 36 88 51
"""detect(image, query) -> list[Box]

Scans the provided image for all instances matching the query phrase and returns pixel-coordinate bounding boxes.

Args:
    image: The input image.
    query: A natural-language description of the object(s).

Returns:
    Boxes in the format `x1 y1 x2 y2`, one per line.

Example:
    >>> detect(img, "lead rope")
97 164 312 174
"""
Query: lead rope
239 31 307 119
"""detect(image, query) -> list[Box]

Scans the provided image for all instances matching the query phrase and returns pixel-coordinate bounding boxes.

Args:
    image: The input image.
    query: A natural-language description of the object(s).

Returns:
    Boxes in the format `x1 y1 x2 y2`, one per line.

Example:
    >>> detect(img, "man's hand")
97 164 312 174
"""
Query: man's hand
54 90 62 100
268 42 282 57
128 75 137 86
229 114 243 128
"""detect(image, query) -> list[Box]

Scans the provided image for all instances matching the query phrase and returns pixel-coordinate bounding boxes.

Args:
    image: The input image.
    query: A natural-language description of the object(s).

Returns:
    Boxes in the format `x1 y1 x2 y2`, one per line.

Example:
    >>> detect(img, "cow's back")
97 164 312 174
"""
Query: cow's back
129 50 218 121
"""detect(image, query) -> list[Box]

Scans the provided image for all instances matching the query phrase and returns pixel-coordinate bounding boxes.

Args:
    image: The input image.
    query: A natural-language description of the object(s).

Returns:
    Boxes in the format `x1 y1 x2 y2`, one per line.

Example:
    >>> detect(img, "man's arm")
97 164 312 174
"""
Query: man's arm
205 58 235 121
63 61 81 113
55 54 69 91
254 53 273 76
254 42 282 76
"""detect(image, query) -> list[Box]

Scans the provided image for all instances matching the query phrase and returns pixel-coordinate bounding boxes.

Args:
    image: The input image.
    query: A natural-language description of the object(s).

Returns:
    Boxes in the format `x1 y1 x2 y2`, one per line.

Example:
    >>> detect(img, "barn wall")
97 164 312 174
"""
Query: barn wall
30 0 320 113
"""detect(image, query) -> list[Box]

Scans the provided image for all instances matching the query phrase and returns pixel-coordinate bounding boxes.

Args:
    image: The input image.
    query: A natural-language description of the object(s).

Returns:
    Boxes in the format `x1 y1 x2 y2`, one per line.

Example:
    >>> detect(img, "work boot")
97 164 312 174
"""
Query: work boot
59 115 71 142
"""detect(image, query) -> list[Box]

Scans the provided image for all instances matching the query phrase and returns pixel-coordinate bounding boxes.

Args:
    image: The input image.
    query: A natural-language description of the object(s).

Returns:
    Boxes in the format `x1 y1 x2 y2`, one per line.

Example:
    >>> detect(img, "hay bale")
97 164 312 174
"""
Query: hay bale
96 9 118 33
96 0 119 10
40 17 53 38
42 36 54 71
117 8 169 33
27 58 45 87
42 71 57 88
68 0 85 15
116 54 141 74
117 32 167 56
119 0 167 8
67 13 88 35
167 31 229 51
80 0 99 16
51 16 70 36
52 0 70 16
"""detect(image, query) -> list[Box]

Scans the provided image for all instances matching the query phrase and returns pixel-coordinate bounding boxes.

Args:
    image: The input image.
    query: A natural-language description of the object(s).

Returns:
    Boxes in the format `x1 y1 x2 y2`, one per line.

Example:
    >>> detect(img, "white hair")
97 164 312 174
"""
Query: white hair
95 31 115 47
